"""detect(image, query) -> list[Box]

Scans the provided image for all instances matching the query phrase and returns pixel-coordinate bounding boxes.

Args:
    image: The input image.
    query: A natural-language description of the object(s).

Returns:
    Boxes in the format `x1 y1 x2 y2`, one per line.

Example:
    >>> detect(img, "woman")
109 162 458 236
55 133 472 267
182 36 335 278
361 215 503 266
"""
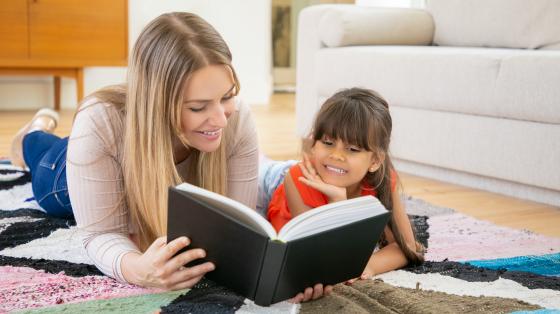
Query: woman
10 12 257 291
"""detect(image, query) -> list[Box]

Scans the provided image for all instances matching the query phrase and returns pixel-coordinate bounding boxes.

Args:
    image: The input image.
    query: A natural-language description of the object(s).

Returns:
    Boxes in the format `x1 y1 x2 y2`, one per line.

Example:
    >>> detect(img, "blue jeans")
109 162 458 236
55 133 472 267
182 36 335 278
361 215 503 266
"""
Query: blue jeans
22 131 73 218
256 158 298 217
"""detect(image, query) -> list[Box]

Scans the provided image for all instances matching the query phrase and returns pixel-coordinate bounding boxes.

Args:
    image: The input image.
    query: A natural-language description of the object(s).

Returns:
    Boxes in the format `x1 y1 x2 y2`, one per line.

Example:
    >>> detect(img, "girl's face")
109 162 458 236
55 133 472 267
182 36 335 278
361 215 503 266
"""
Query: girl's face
311 135 381 192
181 64 236 153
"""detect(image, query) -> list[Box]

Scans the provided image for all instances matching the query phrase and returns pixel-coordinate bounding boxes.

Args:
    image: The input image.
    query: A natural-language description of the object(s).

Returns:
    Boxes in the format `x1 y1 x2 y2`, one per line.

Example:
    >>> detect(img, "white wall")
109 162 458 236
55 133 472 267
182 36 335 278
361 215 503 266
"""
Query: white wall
356 0 425 8
0 0 272 110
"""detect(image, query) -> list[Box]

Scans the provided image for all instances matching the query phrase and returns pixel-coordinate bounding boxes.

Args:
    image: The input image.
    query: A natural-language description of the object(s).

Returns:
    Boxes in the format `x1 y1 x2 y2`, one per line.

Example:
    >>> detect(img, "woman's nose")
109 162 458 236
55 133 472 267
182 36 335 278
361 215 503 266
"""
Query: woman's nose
209 104 228 128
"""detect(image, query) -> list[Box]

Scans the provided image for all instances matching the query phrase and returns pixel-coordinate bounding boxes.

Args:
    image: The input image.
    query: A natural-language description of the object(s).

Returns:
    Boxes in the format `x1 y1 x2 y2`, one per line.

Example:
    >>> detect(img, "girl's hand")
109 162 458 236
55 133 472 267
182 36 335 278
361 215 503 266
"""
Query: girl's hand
289 284 333 303
345 268 374 285
123 236 215 290
298 153 347 203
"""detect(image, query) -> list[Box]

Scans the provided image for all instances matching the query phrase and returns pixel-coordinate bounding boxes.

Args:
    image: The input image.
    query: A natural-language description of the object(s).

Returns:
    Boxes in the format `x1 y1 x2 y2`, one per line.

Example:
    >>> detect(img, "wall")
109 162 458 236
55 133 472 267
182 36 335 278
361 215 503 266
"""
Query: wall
0 0 272 109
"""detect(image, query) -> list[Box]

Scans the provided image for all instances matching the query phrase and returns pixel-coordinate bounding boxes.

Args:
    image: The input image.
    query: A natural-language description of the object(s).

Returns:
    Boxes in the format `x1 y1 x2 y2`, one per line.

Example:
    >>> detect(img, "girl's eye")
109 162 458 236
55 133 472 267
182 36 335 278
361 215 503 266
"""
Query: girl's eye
348 146 362 152
321 139 333 146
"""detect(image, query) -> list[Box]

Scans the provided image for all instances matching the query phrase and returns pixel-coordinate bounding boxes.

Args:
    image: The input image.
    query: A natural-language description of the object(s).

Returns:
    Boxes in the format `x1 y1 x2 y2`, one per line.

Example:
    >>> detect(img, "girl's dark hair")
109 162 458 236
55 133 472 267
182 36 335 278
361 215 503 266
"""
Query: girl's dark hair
311 87 424 264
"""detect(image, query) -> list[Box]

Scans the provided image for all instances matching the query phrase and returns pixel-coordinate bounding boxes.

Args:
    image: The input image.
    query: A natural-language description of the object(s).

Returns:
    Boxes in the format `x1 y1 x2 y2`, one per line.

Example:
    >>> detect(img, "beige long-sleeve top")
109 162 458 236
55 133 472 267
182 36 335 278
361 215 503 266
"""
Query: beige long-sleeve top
66 98 259 282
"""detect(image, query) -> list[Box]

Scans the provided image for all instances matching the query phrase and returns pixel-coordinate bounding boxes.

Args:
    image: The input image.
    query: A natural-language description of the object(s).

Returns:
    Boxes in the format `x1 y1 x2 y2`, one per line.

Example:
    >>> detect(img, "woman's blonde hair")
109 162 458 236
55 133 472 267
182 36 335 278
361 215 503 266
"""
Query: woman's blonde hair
88 12 240 251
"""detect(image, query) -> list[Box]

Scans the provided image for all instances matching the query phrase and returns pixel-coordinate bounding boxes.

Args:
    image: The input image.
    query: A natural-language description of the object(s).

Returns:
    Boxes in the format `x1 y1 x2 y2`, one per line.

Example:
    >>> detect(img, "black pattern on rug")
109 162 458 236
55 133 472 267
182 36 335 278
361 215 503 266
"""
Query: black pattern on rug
0 213 75 250
0 169 31 190
0 255 102 277
405 260 560 291
410 215 429 249
161 279 246 314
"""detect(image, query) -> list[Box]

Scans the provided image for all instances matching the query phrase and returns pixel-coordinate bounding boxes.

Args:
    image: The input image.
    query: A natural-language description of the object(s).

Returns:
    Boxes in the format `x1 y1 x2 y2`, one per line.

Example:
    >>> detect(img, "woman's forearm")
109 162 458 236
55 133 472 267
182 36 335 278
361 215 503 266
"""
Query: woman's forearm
121 251 143 285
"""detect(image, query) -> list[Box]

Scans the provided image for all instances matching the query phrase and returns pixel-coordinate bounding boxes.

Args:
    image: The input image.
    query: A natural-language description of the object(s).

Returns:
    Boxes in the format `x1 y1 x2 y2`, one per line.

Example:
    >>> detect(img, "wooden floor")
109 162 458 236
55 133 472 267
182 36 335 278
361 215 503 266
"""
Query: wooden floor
1 93 559 237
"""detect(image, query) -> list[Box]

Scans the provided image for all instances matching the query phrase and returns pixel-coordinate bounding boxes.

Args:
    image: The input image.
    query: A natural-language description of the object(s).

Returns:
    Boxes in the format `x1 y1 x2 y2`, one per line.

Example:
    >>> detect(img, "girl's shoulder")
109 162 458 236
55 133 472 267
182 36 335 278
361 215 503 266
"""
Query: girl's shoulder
288 164 329 208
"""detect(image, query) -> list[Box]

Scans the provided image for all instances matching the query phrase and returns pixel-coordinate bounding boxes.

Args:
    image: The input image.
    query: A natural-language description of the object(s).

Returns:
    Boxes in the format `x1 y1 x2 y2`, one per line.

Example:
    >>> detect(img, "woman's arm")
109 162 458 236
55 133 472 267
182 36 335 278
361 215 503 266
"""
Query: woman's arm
67 102 140 283
68 102 214 288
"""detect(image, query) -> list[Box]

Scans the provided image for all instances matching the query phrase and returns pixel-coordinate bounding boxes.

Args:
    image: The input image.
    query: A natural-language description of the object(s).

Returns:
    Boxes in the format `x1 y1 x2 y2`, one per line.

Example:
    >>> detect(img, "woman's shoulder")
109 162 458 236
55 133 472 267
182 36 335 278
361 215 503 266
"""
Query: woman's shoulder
225 98 257 155
69 96 125 159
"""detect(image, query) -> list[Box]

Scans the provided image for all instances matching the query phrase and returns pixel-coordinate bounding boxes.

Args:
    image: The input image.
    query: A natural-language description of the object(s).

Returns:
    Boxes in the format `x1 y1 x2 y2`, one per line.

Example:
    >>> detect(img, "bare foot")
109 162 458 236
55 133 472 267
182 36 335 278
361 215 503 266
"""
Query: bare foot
10 108 59 168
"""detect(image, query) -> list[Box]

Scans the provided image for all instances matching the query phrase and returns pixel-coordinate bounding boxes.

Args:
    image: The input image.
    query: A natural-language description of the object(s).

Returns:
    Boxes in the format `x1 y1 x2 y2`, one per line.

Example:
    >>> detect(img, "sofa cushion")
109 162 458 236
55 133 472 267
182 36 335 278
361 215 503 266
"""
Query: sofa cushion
318 6 434 47
389 106 560 191
315 46 560 124
427 0 560 49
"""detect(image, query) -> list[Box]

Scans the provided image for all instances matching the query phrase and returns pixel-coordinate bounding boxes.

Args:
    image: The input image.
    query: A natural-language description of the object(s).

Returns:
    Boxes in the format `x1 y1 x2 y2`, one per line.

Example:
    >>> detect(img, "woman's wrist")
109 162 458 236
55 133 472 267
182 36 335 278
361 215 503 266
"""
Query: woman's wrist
121 251 143 285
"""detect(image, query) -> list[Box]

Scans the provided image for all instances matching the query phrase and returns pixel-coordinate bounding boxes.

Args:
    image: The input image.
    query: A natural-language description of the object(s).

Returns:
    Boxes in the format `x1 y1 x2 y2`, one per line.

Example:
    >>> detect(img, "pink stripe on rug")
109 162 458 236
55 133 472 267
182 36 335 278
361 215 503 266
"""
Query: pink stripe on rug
426 213 560 262
0 266 159 313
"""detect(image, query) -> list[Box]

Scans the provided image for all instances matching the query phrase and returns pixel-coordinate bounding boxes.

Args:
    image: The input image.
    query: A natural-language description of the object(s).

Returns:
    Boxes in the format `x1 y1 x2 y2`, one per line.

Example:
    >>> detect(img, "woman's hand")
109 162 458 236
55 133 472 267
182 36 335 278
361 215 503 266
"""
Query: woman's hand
122 236 215 290
289 284 333 303
298 153 347 203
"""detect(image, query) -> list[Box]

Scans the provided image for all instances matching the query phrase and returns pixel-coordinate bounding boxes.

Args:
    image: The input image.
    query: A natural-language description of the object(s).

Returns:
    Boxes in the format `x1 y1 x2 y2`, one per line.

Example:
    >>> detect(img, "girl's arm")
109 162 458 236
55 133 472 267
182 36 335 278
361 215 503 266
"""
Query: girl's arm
284 169 313 217
358 188 418 278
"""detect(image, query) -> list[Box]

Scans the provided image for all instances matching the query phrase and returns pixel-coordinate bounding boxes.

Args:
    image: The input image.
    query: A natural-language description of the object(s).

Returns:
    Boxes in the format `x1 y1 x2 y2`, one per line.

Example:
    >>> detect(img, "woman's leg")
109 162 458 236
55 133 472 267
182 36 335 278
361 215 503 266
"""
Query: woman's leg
256 157 298 216
23 131 73 218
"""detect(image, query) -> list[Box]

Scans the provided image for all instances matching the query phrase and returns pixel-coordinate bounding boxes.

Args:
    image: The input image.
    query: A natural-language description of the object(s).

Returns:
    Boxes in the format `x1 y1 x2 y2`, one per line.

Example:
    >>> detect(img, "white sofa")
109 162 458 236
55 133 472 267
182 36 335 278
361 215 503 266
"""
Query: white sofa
295 0 560 207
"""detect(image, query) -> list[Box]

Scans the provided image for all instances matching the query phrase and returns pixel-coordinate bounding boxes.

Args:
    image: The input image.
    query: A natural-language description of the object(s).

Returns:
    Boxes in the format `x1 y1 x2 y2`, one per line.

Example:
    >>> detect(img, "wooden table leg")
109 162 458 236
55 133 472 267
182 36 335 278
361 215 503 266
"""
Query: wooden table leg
76 68 84 104
54 76 61 111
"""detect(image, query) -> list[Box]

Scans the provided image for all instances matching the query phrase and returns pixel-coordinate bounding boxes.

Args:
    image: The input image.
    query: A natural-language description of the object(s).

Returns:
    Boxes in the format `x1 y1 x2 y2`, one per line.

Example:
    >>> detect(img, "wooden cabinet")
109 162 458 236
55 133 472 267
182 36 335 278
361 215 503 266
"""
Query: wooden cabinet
0 0 128 110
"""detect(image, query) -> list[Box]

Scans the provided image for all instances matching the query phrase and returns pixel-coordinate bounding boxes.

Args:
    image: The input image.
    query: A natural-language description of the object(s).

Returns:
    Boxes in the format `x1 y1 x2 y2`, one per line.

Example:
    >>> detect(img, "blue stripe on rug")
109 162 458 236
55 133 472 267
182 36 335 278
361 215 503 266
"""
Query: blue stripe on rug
466 253 560 277
511 310 560 314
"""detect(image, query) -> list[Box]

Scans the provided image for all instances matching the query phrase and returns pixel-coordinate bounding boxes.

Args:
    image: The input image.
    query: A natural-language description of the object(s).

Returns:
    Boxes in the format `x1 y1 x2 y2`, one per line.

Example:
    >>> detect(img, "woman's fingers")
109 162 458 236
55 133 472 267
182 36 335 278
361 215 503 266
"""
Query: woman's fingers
168 274 205 291
166 248 206 273
146 236 167 255
155 236 190 265
164 261 215 288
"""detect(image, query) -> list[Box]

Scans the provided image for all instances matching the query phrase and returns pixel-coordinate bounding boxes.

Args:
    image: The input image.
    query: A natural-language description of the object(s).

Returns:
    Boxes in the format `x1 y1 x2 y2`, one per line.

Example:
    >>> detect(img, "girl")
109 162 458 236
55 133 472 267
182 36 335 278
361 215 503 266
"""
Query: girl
268 88 424 295
10 12 258 291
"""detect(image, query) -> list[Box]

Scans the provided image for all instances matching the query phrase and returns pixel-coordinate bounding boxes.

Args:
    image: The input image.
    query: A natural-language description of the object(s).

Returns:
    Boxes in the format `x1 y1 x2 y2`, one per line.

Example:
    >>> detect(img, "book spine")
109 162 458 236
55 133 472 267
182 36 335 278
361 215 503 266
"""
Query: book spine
253 240 287 306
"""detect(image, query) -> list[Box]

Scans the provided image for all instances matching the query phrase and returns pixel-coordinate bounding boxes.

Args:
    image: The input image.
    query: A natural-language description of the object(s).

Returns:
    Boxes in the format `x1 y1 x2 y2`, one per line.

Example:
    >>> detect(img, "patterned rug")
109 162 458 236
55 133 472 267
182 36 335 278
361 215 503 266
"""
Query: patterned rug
1 162 559 314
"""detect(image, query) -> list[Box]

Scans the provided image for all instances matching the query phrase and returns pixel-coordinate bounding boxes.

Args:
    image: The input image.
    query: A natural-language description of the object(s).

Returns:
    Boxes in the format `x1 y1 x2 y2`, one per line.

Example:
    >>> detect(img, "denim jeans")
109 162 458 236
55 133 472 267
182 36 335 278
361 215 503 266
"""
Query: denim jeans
256 158 298 217
22 131 73 218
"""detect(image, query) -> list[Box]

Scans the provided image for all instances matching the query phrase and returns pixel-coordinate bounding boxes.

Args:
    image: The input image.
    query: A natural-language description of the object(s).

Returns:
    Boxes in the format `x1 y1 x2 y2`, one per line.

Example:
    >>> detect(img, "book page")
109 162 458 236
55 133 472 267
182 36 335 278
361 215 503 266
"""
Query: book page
277 195 387 241
175 183 278 239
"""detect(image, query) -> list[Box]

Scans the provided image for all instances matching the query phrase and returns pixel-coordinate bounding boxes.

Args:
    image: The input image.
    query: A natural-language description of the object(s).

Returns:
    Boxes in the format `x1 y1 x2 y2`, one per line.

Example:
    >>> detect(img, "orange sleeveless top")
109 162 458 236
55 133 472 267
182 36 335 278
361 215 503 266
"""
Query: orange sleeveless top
267 164 396 232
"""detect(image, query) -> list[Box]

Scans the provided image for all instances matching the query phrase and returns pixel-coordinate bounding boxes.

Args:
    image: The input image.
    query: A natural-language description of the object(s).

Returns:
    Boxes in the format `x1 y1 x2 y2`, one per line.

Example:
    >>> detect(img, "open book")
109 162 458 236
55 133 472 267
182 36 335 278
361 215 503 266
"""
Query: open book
167 183 390 306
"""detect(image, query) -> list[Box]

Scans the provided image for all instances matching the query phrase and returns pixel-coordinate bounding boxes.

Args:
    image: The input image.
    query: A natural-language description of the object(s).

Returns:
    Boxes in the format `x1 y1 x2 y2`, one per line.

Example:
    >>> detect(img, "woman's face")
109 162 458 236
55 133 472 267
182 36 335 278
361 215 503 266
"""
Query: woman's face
181 64 236 153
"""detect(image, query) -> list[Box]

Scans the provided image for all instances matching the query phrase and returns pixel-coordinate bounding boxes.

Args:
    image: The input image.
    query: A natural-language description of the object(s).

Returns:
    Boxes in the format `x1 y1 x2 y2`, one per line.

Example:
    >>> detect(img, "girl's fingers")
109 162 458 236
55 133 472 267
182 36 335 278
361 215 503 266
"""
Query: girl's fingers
298 177 322 190
289 293 303 304
303 287 313 301
312 284 323 300
298 163 312 180
324 285 333 295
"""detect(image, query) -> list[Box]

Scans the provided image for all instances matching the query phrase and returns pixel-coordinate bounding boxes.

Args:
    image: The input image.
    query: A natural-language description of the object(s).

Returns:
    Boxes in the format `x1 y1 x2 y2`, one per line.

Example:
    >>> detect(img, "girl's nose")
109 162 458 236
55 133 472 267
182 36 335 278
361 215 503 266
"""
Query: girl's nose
329 147 345 161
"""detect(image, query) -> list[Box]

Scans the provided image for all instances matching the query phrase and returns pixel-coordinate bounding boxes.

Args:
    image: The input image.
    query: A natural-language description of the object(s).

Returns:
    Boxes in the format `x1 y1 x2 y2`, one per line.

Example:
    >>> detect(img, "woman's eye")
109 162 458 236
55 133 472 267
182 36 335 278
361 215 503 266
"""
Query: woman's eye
189 107 205 112
221 95 234 103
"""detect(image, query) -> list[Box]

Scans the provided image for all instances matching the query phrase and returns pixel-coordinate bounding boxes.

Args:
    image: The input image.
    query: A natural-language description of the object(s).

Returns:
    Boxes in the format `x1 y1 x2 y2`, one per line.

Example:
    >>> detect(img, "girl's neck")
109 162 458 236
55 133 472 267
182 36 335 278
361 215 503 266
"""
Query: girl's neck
346 182 363 199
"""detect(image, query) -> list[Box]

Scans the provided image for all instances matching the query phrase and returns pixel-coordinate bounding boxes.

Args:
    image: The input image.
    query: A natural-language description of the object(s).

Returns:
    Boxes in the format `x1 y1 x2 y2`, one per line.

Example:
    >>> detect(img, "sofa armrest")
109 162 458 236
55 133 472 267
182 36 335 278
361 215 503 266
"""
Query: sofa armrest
319 6 434 48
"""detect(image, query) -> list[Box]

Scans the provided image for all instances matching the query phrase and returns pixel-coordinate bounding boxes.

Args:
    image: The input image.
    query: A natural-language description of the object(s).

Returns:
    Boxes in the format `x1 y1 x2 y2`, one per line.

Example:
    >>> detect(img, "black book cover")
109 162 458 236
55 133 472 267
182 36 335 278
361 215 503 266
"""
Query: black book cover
167 187 390 306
